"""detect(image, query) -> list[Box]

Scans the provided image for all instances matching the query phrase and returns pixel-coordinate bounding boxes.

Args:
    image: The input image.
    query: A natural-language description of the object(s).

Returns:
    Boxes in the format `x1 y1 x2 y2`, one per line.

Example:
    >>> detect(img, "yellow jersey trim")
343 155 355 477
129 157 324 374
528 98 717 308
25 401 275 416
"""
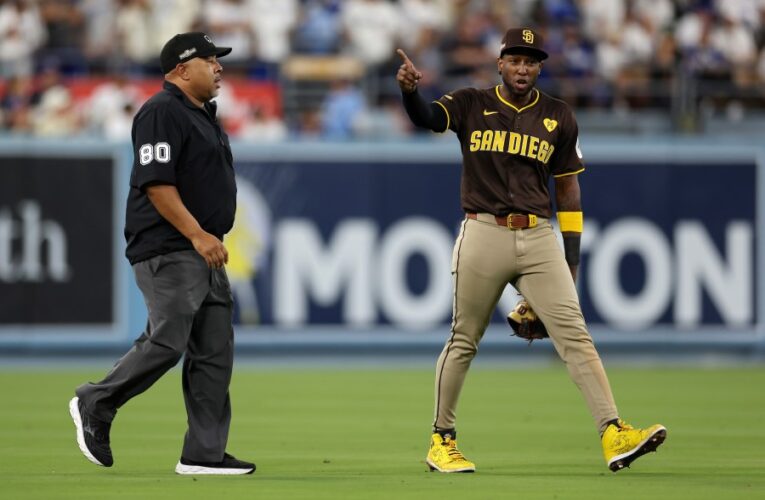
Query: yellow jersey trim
553 167 585 178
433 100 450 133
557 211 583 233
495 86 539 113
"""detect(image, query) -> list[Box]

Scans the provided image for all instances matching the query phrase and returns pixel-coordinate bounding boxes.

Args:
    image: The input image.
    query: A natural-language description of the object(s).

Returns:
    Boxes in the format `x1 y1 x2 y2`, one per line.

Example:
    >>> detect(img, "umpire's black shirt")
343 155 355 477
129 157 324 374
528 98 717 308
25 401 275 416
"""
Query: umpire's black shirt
125 81 236 264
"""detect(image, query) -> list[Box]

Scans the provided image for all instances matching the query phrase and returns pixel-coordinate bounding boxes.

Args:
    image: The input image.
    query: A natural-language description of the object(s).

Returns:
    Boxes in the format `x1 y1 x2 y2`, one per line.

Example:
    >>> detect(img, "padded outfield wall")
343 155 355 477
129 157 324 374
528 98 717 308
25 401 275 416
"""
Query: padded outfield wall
0 137 763 360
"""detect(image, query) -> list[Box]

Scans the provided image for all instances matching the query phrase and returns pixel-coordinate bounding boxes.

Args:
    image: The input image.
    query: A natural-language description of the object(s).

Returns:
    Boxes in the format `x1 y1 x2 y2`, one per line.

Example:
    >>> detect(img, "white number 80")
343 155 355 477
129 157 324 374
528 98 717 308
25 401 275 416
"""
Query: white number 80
139 142 171 165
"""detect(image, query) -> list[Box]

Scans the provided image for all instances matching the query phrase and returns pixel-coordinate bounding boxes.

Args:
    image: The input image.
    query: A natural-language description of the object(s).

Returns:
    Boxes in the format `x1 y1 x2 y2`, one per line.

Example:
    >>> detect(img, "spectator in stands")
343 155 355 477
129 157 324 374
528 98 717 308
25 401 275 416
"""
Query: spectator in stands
615 6 656 108
204 0 254 68
649 31 679 109
292 0 342 54
248 0 297 66
753 4 765 51
579 0 625 41
682 15 730 83
0 75 34 133
149 0 202 57
32 85 82 136
86 74 142 137
38 0 86 74
594 31 625 85
341 0 401 67
80 0 117 73
30 65 65 106
293 108 323 138
394 0 453 100
555 22 597 107
632 0 674 33
2 0 765 137
354 94 411 139
114 0 155 72
675 5 714 54
0 0 47 78
103 102 135 140
510 0 543 25
757 1 765 86
558 22 595 78
539 0 579 25
714 0 760 30
320 78 366 139
711 15 758 86
238 104 288 141
439 11 495 84
398 0 451 53
208 81 251 134
620 8 654 68
401 26 446 99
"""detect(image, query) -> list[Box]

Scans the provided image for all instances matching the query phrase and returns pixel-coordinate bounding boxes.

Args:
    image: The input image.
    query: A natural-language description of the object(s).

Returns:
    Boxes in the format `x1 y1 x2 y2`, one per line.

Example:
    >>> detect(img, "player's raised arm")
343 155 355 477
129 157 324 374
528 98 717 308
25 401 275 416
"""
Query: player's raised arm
395 49 447 132
396 49 422 93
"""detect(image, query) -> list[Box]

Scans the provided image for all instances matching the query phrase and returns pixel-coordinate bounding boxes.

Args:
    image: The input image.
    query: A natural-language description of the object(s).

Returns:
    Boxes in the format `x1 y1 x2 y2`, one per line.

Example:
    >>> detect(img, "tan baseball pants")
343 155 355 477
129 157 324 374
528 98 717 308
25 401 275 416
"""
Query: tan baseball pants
433 213 619 434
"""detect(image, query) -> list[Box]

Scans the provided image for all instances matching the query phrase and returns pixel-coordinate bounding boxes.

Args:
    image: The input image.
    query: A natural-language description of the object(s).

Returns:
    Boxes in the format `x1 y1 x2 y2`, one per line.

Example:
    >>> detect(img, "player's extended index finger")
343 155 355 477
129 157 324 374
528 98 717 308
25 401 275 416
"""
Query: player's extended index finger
396 48 413 68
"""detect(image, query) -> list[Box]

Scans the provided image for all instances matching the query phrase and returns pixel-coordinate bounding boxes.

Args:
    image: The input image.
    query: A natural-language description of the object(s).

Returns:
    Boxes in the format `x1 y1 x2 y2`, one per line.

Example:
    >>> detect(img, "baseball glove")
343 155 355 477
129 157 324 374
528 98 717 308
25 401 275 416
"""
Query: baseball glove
507 300 549 344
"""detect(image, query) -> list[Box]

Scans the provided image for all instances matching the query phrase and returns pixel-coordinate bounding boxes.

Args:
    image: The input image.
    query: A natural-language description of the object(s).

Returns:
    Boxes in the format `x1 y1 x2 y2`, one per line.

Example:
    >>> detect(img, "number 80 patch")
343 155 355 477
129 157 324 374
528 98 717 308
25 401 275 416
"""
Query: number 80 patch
139 143 171 165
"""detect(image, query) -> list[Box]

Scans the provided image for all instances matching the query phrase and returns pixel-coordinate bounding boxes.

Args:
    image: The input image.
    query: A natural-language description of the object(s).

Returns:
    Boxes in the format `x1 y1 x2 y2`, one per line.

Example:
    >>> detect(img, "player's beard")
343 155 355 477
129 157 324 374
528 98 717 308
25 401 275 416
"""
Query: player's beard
503 74 537 100
504 75 537 99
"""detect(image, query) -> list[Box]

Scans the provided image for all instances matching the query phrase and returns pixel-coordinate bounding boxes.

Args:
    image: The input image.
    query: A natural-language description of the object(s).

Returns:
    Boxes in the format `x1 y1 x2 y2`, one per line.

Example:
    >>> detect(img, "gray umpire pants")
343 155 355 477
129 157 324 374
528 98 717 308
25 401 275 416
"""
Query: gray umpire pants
76 250 235 462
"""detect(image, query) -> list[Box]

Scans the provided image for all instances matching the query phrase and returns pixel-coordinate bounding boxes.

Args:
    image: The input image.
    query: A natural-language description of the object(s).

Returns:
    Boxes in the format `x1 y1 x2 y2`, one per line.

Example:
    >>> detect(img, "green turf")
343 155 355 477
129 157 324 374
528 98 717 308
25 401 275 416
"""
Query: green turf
0 365 763 499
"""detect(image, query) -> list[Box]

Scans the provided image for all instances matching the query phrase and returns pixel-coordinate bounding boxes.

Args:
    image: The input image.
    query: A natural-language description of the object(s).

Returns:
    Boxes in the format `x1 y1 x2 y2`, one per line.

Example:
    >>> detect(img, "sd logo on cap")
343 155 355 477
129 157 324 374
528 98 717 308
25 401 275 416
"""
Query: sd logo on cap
499 28 548 61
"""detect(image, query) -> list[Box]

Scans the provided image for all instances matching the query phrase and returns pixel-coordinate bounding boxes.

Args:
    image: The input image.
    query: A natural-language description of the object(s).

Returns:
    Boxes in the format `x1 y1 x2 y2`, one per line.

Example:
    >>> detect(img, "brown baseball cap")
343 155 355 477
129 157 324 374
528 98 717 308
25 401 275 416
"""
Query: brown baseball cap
499 28 548 61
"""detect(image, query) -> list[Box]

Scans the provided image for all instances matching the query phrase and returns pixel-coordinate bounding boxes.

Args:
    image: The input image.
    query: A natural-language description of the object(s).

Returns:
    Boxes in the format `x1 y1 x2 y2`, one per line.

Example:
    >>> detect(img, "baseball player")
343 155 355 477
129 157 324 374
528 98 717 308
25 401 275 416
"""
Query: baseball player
68 32 254 475
396 28 667 473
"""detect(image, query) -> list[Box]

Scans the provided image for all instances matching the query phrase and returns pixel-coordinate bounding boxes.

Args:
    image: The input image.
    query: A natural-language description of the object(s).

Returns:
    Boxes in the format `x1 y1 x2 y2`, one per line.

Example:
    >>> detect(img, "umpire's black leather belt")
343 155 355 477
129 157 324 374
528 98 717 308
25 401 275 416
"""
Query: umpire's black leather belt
466 212 538 230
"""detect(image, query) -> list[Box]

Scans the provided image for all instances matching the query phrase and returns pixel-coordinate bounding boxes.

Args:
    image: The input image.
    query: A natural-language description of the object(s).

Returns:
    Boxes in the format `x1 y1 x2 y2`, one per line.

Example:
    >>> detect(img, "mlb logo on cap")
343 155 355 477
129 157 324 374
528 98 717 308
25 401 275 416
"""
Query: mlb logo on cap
499 28 548 61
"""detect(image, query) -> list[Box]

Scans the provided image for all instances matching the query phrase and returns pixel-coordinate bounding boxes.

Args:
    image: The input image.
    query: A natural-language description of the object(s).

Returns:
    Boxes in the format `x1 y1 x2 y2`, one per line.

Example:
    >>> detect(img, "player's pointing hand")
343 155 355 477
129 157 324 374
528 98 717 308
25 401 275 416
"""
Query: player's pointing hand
396 48 422 94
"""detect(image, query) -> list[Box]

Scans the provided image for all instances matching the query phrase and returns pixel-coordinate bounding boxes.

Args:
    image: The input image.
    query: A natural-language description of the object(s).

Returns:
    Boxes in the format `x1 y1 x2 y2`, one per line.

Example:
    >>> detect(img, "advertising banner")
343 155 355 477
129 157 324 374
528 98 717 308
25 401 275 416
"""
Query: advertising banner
0 156 114 325
228 158 756 331
578 161 755 329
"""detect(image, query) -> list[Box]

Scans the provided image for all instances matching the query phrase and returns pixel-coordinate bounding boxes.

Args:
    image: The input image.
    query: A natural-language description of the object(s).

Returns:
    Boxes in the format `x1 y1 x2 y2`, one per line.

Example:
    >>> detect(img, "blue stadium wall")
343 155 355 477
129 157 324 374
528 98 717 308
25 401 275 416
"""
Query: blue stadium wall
1 136 763 360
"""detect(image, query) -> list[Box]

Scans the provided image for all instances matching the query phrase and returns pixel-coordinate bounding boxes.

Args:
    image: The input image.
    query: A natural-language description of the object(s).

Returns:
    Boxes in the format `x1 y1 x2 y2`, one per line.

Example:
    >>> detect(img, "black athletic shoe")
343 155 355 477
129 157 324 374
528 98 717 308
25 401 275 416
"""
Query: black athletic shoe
175 453 256 475
68 396 113 467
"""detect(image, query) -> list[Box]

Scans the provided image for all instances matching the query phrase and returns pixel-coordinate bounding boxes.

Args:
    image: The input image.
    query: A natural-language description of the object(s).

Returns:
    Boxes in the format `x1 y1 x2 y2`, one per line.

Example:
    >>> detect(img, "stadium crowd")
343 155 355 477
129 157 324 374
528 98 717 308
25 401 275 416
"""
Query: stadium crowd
1 0 764 139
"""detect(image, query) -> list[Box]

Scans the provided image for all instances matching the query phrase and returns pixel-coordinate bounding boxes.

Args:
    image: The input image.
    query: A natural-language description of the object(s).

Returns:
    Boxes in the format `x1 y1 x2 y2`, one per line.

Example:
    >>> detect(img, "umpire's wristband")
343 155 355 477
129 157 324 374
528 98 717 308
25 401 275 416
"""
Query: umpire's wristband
563 234 581 266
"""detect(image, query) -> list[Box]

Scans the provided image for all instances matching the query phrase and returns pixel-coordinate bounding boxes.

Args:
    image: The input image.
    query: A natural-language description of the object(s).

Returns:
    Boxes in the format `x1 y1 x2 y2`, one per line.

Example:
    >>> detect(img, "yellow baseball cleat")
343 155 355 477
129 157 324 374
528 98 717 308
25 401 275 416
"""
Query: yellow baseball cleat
602 419 667 472
426 433 476 473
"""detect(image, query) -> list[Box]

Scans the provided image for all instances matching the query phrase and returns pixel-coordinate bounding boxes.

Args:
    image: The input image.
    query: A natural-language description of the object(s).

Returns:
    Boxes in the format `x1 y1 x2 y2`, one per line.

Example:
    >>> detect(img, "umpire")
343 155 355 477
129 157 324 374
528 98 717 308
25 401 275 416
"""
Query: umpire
68 32 254 475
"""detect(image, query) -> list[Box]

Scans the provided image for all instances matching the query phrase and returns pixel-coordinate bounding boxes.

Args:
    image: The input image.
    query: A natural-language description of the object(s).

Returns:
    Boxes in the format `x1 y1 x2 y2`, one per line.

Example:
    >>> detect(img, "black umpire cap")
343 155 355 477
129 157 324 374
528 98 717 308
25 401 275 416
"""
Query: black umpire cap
499 28 548 61
160 32 232 74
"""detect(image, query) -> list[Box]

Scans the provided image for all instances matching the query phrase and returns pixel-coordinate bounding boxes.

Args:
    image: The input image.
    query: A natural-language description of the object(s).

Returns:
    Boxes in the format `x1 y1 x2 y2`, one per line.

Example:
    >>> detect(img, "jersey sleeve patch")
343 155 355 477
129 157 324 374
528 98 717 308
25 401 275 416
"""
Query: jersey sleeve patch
138 142 171 165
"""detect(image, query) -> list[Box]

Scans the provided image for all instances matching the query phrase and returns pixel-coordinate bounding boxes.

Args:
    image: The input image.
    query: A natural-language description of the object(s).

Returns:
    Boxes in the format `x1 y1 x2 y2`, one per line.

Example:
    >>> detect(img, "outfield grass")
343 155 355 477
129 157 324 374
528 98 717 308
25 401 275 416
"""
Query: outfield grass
0 364 763 499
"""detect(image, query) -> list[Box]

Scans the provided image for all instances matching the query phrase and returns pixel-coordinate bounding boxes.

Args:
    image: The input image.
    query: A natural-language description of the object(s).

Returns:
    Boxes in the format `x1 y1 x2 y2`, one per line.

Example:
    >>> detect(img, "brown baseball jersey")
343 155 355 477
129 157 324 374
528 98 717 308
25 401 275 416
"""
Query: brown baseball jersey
435 86 584 218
